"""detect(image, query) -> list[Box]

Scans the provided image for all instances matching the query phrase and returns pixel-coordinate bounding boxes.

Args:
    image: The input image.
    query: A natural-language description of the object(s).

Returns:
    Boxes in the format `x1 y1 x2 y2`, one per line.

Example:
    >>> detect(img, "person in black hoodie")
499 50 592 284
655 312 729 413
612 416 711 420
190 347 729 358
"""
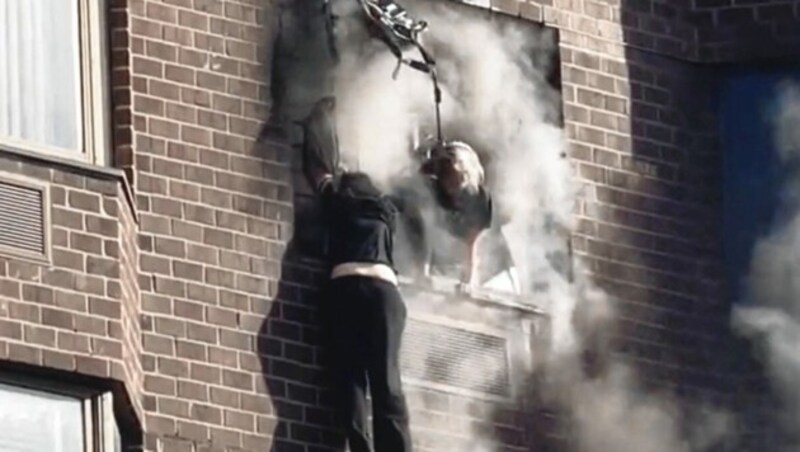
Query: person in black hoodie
299 97 416 452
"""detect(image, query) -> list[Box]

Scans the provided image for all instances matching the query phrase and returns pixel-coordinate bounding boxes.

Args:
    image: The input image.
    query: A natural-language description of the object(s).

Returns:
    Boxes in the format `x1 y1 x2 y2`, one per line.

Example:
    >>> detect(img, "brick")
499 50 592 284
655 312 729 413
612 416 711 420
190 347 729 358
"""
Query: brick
150 80 181 101
133 56 163 78
181 86 212 107
76 356 109 377
173 261 204 281
187 282 218 303
52 207 83 229
169 180 200 202
178 420 209 442
179 9 209 31
181 125 212 146
68 191 101 212
75 315 106 336
198 110 228 131
149 117 181 139
155 316 186 337
197 71 226 92
146 414 177 435
207 306 237 327
87 256 119 278
205 268 236 290
157 438 193 452
220 329 252 351
224 410 255 431
208 345 238 367
23 325 55 346
162 24 193 46
0 319 22 340
141 254 170 274
222 369 253 391
146 2 177 23
8 343 41 365
219 251 249 272
177 339 207 361
22 284 54 305
185 204 216 225
178 380 208 402
42 308 75 329
155 236 186 258
159 397 190 417
43 350 76 370
187 322 218 344
143 333 175 355
209 427 242 448
190 362 221 383
210 386 240 408
153 275 186 297
134 94 165 115
86 215 119 237
168 220 201 244
91 337 122 358
89 297 122 318
175 299 205 321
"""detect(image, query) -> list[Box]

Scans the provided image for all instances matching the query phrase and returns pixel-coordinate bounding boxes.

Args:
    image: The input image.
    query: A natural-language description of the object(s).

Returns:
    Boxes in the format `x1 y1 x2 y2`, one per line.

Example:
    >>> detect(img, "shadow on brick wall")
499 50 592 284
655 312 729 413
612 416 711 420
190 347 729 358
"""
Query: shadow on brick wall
491 2 781 450
611 0 776 449
257 242 346 451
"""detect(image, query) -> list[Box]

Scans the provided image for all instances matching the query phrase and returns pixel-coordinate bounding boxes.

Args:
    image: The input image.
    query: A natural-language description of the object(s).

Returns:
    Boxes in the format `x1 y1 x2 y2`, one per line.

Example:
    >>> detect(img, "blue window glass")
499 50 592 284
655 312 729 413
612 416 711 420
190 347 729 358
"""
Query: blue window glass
720 70 800 298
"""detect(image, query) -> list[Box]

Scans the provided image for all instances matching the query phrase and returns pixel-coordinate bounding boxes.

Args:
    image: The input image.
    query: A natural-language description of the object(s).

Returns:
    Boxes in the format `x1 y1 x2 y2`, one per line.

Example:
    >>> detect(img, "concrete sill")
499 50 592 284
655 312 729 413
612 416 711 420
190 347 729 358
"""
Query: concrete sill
0 145 138 224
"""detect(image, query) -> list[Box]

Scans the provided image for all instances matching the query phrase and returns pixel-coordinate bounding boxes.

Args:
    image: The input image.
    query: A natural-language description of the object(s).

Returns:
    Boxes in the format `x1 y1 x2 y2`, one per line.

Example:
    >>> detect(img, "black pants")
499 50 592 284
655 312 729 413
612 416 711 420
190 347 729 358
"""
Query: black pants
323 276 412 452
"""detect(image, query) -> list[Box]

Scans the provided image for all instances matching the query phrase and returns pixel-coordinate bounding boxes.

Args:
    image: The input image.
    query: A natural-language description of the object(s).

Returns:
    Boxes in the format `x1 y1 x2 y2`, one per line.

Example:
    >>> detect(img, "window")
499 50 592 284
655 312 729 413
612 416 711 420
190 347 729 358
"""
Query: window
0 0 109 165
0 379 121 452
720 70 800 297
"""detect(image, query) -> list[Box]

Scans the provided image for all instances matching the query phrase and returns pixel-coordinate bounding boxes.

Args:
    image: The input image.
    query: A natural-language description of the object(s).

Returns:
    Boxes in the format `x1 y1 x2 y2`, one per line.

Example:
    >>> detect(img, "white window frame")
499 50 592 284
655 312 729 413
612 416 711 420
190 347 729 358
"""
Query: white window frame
0 374 122 452
0 0 111 166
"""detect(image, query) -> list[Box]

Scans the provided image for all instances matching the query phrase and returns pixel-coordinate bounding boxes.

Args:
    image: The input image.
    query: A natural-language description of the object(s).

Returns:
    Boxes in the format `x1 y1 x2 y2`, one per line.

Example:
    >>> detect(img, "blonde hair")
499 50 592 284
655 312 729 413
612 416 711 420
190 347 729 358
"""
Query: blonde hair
437 141 484 194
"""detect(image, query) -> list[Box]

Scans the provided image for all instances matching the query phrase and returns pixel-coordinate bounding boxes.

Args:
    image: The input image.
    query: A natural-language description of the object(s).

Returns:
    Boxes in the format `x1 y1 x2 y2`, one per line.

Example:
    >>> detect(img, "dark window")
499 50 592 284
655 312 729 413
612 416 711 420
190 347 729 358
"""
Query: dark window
720 70 800 298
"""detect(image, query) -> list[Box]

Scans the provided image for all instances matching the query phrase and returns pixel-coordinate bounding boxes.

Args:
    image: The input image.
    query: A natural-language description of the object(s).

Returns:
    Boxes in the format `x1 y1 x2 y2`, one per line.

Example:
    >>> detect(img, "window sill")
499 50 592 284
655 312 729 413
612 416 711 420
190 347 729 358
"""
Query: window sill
0 144 138 224
397 275 548 318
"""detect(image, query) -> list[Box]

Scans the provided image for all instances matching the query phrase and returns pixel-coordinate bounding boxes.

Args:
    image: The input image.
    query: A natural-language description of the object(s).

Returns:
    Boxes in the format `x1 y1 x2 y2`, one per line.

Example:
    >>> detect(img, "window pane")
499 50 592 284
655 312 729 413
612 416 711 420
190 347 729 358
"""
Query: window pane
0 0 81 152
0 382 84 452
720 71 800 296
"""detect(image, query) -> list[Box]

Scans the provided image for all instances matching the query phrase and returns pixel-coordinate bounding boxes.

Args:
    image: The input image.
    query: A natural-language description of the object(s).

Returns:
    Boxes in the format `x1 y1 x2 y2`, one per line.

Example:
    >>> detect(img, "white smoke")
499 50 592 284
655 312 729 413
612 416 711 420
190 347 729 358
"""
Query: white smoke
330 0 574 323
733 81 800 443
282 0 733 450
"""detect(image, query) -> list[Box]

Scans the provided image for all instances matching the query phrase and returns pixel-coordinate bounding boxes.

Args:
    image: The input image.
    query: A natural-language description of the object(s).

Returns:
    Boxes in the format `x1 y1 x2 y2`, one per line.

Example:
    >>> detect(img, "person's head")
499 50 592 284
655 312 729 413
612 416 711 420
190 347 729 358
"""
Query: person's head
432 141 484 197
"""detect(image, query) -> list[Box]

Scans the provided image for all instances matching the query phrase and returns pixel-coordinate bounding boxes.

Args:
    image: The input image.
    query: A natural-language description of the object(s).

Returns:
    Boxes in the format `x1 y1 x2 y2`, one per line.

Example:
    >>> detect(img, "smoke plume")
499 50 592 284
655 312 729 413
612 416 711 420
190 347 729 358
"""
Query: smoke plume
274 0 730 449
732 81 800 445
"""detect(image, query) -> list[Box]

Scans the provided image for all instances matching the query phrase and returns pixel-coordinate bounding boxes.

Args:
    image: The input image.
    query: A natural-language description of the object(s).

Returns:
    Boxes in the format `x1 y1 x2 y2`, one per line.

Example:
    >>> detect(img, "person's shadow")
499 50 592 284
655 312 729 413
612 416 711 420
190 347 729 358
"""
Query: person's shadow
258 238 347 452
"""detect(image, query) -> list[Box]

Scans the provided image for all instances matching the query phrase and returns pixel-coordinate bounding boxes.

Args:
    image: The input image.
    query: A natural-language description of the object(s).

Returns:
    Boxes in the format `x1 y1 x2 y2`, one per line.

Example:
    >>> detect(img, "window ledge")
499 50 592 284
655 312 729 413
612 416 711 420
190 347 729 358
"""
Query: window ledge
398 275 548 317
288 257 549 318
0 145 138 224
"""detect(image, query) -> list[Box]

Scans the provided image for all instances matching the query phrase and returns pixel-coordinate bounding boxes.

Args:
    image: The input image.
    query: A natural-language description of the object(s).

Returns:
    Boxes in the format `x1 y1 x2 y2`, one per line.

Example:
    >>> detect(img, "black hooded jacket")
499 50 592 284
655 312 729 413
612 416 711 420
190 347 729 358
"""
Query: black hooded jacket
317 173 399 270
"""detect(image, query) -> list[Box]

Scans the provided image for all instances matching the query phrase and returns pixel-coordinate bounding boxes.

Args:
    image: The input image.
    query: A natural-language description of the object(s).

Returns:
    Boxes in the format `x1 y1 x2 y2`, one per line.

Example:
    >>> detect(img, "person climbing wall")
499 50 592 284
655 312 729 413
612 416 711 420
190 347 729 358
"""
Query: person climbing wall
299 96 416 452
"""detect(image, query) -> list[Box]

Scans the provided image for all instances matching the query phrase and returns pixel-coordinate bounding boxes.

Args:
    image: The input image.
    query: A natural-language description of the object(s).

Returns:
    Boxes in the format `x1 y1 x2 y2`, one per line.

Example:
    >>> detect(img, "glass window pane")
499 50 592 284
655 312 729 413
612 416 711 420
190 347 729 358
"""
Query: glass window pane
0 382 84 452
0 0 82 152
721 71 800 296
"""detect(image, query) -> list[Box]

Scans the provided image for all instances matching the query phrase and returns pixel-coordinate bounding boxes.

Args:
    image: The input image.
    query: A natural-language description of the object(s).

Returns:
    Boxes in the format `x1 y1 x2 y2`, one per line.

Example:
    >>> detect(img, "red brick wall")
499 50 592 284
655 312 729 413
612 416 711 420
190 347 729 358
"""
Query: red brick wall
693 0 800 62
125 0 294 450
0 152 143 434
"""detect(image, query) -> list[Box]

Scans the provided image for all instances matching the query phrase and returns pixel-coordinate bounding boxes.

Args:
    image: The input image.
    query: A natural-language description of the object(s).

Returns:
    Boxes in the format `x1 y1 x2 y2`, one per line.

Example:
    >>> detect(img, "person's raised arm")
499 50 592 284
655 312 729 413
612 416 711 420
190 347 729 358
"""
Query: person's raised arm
299 96 340 198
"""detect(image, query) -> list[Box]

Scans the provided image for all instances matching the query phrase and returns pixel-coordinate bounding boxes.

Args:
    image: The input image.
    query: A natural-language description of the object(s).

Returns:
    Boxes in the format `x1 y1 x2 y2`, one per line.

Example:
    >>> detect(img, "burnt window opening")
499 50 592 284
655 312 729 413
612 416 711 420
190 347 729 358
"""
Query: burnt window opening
279 0 568 303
